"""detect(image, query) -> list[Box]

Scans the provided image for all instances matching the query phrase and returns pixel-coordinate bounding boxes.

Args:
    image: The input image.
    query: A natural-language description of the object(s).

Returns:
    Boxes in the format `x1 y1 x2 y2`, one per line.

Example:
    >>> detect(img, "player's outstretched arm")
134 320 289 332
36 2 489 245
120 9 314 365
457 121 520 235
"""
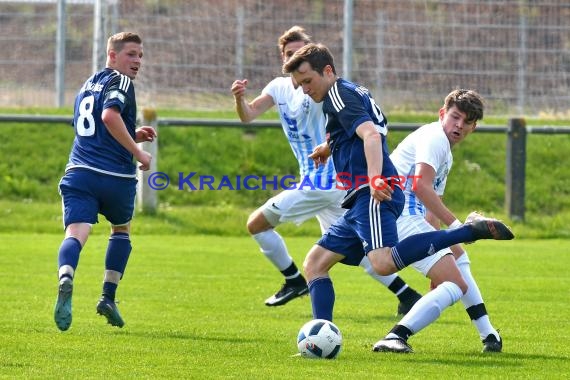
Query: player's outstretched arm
231 79 274 123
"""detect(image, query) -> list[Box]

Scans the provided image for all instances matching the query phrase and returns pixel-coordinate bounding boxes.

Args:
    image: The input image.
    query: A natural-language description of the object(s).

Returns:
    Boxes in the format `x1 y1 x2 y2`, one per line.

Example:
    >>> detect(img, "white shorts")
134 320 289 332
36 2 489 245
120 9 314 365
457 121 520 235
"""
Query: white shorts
397 214 452 276
261 189 346 234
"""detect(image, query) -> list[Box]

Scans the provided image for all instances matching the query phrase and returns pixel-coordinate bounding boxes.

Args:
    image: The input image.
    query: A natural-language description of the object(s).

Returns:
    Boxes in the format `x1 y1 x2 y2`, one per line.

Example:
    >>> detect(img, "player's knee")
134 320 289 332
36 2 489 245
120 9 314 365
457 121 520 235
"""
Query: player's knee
111 224 130 235
435 274 468 294
373 266 392 276
303 255 317 280
65 222 91 245
302 262 312 280
457 281 468 295
246 219 262 235
368 248 395 276
246 211 271 235
246 218 256 235
434 280 468 296
303 247 330 281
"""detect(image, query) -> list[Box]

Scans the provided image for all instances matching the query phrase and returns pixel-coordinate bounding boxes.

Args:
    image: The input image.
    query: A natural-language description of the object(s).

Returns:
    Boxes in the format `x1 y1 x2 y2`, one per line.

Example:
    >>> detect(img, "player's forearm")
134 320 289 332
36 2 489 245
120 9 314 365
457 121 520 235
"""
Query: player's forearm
102 110 142 157
236 93 274 123
234 97 256 123
415 184 456 226
425 210 440 230
360 126 383 179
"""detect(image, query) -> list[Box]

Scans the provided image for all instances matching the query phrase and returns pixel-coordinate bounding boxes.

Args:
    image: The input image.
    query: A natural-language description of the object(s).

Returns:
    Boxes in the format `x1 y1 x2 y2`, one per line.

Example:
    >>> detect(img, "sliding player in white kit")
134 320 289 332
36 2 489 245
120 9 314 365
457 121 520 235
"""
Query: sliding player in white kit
373 89 502 353
231 26 421 313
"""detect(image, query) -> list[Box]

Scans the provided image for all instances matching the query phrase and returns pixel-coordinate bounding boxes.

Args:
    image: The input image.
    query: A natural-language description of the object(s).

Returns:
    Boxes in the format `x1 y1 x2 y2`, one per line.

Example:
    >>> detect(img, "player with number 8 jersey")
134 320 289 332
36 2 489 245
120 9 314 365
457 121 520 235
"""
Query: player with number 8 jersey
69 64 138 176
53 32 157 332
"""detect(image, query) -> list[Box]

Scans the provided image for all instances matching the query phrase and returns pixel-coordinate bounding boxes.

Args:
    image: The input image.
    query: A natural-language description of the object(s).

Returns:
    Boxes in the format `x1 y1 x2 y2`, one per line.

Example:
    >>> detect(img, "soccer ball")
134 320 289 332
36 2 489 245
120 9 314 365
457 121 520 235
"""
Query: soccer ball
297 319 342 359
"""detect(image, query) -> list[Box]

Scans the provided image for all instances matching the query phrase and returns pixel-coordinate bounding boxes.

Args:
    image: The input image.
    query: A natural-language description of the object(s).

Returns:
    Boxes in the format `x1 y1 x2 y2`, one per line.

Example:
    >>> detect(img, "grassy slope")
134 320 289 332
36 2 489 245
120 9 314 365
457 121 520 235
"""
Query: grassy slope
0 108 569 237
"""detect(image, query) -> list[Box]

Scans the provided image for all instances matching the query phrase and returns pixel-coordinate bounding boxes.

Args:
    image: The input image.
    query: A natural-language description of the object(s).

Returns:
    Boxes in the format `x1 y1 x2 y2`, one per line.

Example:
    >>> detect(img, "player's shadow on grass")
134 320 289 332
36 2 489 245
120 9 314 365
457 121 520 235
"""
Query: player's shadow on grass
400 352 569 364
350 313 469 325
114 329 257 343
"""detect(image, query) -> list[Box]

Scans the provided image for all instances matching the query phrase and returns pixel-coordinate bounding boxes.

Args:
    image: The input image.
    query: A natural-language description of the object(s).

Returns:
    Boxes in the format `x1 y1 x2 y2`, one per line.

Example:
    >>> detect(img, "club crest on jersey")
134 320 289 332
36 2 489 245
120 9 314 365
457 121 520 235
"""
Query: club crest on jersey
302 98 311 114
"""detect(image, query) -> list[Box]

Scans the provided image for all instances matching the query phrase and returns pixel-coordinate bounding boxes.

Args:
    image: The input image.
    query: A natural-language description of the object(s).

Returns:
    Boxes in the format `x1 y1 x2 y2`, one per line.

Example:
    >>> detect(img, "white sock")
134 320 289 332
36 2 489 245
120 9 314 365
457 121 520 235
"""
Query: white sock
252 230 292 271
103 270 121 284
456 252 499 340
58 265 74 281
398 281 463 334
359 256 401 289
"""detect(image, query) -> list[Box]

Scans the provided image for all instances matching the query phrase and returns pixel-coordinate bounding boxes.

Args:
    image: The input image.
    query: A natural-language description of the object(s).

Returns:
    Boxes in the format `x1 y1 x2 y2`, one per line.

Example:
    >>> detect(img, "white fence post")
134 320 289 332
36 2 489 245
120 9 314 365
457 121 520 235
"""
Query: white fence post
136 108 158 214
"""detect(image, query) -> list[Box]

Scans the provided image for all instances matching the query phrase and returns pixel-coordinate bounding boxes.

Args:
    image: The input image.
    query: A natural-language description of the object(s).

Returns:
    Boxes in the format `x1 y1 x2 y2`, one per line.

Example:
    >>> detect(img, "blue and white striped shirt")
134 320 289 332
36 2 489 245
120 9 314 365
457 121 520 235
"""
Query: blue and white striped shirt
263 76 336 188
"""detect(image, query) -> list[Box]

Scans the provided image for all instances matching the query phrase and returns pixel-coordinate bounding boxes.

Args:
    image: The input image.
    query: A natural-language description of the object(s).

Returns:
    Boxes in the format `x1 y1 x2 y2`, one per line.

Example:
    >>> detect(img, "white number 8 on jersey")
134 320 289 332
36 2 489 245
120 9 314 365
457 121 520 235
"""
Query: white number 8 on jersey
76 95 96 137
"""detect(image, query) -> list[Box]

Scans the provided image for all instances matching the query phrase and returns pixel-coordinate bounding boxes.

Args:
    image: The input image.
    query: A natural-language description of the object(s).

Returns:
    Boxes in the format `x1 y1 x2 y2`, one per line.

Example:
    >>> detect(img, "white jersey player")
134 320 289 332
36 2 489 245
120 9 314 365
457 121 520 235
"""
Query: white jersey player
374 89 503 353
230 26 422 312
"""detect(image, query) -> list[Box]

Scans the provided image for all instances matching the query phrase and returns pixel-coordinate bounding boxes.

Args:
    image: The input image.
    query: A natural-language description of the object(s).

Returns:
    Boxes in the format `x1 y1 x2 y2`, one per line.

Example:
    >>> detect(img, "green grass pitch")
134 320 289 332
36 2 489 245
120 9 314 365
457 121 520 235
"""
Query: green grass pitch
0 234 569 379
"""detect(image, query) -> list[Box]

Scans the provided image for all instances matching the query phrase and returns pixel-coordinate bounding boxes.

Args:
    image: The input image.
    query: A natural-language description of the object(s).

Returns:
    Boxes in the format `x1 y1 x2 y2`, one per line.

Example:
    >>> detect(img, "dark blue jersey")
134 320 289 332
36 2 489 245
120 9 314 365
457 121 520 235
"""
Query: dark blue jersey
67 68 138 177
323 78 398 195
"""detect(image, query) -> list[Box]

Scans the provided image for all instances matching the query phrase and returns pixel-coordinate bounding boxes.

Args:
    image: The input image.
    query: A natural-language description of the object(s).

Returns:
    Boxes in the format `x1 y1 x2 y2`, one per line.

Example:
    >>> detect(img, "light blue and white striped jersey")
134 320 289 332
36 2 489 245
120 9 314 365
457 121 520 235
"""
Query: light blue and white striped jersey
390 121 453 217
263 76 336 188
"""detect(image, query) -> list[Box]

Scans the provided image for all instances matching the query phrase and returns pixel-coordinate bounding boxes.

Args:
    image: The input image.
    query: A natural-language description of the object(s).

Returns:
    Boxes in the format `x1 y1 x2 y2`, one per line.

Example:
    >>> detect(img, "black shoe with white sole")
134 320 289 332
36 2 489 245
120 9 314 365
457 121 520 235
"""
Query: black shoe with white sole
264 282 308 307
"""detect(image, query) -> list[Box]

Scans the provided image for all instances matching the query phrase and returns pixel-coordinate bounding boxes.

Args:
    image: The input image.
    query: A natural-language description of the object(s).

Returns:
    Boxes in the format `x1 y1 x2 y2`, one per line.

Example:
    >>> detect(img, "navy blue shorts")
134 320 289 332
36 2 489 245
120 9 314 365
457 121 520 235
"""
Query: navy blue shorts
59 169 137 228
317 188 404 266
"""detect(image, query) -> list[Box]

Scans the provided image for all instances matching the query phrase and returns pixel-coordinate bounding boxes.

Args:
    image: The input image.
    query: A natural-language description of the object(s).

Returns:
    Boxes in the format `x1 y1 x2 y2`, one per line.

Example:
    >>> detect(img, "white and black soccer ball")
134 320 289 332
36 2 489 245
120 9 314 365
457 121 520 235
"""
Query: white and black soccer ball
297 319 342 359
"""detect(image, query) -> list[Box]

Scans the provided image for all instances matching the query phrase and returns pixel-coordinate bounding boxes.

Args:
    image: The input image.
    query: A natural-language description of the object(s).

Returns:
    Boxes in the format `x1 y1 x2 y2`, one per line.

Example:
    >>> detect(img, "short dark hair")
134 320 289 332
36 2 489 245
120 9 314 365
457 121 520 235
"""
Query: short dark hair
444 89 485 123
282 43 336 75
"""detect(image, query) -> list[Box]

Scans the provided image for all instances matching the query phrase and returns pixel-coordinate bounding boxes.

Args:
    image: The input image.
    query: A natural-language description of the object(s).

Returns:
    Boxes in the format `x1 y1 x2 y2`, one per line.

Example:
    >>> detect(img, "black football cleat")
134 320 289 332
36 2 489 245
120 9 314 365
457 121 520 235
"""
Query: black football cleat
396 289 422 316
96 296 125 328
265 282 308 307
465 212 514 243
482 333 502 353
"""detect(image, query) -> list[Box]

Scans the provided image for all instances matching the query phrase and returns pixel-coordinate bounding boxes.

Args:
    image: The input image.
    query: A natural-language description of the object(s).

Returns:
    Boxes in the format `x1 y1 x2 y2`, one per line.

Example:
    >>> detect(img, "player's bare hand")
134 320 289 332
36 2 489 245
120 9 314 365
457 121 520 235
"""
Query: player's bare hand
135 150 152 171
231 79 248 99
135 126 157 143
309 142 331 168
370 177 393 203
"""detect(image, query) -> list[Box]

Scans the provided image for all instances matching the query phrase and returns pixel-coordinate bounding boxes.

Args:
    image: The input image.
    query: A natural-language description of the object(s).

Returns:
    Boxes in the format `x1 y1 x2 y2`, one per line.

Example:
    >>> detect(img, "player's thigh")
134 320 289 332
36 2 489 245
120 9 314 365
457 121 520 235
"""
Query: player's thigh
303 244 345 279
315 204 346 233
99 175 137 226
261 189 344 226
317 215 366 267
59 170 100 227
426 254 466 291
347 195 400 251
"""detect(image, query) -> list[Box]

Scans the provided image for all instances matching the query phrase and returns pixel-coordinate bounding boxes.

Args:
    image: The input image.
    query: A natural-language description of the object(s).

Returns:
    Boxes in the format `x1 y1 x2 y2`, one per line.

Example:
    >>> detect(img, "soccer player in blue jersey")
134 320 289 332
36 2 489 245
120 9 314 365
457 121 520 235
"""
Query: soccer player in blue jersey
231 26 421 313
53 32 157 331
282 43 514 352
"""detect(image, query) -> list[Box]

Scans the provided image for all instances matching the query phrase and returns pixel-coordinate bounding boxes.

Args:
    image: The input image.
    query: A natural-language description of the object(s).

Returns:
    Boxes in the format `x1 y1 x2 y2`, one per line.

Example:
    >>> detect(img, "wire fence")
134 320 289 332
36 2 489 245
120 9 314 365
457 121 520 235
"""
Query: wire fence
1 0 569 117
